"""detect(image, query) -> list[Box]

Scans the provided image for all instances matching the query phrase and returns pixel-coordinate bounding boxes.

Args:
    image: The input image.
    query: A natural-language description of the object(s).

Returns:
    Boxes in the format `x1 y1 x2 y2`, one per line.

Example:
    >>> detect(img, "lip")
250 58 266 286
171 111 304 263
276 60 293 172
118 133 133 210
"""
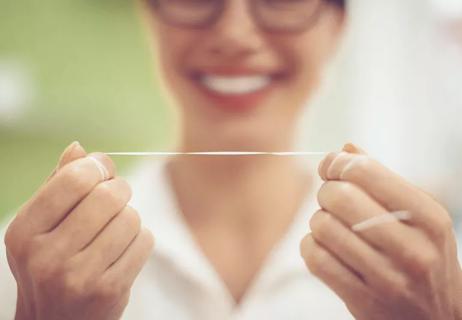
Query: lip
188 67 287 111
191 65 285 77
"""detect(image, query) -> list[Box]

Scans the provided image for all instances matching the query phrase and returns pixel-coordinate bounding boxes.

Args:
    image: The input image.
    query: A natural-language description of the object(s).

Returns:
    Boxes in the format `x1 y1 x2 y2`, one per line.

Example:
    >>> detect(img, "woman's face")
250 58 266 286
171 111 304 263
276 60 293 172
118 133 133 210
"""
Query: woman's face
144 0 345 150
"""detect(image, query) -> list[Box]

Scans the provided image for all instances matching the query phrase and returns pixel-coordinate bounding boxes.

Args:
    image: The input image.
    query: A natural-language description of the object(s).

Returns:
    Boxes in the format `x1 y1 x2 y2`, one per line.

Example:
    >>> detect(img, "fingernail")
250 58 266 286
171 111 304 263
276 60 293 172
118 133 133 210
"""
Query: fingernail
342 143 367 155
66 141 79 154
59 141 79 162
342 143 357 153
72 141 86 155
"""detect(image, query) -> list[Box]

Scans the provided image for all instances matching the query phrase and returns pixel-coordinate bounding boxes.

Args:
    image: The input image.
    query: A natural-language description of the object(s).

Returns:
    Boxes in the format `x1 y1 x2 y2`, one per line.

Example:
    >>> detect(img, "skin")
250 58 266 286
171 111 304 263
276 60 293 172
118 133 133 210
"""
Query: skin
141 0 345 302
5 1 461 320
301 145 462 319
143 0 344 153
5 143 154 320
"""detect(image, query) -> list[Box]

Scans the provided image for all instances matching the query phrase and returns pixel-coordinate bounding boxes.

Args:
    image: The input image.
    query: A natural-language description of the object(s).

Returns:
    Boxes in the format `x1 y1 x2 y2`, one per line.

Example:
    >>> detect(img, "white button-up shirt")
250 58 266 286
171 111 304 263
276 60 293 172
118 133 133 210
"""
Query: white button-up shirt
0 161 353 319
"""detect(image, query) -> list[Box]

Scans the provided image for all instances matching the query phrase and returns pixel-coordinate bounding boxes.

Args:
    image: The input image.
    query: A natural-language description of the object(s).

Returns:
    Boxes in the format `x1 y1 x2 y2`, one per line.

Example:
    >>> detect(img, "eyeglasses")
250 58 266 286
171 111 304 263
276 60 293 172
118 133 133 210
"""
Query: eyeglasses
147 0 328 33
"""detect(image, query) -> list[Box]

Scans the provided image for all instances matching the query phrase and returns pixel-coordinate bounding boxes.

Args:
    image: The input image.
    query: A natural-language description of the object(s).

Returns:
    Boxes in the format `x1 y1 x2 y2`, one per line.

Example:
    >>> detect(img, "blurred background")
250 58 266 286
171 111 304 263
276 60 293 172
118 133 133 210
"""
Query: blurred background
1 0 462 248
0 0 173 219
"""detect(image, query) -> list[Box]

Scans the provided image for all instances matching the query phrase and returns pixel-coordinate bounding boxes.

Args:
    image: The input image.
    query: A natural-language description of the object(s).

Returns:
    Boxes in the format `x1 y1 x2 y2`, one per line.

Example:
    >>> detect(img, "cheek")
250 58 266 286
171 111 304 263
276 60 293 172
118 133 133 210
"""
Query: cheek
287 32 338 101
275 43 323 114
154 26 196 90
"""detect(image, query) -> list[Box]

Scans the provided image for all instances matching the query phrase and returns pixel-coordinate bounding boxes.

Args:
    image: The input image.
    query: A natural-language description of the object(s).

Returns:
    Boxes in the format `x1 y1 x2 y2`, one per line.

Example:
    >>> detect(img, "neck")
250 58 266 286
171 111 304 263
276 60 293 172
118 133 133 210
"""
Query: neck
167 140 313 232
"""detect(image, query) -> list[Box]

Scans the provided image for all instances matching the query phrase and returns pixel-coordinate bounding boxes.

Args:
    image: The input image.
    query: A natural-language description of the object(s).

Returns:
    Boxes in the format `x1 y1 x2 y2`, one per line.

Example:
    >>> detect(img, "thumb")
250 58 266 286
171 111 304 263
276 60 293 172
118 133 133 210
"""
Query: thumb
57 141 87 170
47 141 87 182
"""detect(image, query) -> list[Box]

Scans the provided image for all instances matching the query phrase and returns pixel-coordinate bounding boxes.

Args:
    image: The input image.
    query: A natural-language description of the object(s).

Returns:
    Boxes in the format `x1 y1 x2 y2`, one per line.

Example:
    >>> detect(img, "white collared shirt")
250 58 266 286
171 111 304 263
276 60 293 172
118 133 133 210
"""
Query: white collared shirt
0 160 353 319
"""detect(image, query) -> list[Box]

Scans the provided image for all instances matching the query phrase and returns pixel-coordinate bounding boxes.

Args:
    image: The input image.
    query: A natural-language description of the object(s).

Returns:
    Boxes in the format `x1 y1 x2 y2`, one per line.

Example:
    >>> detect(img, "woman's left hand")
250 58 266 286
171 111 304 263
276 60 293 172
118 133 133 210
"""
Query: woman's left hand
300 144 462 320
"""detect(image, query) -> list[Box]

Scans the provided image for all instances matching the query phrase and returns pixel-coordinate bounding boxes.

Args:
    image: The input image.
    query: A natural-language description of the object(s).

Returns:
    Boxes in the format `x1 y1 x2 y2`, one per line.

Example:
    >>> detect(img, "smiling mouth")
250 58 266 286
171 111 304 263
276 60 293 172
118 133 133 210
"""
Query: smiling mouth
186 67 288 110
199 74 272 95
190 69 288 96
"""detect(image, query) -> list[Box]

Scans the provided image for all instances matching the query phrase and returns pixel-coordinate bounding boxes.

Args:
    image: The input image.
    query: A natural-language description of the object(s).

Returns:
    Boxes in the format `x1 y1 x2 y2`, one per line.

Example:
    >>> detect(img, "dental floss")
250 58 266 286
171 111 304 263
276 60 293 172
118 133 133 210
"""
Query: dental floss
88 156 109 181
351 211 411 232
105 151 328 156
105 151 412 231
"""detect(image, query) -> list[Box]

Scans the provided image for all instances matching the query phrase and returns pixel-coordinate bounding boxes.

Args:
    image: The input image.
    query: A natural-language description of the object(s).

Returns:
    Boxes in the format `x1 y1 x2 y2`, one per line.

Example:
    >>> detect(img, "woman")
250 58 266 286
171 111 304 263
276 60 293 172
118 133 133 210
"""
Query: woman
1 0 461 319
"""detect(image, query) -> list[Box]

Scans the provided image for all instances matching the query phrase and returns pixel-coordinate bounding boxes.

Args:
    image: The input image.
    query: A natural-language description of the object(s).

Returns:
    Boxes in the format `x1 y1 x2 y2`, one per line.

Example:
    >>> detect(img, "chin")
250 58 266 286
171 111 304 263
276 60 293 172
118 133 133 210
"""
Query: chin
210 120 290 151
174 79 301 151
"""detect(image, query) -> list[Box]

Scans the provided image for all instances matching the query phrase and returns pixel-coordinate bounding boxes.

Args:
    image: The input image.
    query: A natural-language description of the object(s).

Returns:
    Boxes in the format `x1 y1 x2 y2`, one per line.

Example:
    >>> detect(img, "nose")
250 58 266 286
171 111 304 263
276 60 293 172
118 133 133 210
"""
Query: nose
208 0 265 58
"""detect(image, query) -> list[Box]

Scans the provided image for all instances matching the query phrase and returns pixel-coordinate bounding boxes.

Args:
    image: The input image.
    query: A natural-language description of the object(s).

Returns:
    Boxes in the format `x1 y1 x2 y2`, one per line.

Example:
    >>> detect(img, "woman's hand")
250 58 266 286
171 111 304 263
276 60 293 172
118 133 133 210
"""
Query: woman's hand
4 142 154 320
300 143 462 320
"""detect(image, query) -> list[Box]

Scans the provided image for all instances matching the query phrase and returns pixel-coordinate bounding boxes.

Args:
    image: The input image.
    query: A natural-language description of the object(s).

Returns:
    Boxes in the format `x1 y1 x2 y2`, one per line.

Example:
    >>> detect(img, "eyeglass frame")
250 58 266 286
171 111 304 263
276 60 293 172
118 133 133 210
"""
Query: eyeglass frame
146 0 334 34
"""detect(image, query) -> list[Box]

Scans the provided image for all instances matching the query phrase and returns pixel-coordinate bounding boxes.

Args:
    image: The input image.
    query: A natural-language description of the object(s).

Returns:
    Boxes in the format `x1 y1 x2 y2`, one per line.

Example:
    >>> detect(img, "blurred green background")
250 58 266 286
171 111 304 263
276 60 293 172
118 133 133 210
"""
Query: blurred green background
0 0 173 222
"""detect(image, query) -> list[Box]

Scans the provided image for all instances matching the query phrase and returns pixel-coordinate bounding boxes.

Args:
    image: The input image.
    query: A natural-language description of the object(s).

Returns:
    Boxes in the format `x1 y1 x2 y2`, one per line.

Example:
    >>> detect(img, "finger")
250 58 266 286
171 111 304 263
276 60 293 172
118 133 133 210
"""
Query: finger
102 228 154 290
318 152 338 181
57 142 87 170
318 142 366 182
20 153 116 234
317 181 438 275
310 210 408 294
318 180 396 230
46 142 87 183
49 178 132 253
73 206 142 275
325 152 356 181
300 234 370 307
322 150 452 241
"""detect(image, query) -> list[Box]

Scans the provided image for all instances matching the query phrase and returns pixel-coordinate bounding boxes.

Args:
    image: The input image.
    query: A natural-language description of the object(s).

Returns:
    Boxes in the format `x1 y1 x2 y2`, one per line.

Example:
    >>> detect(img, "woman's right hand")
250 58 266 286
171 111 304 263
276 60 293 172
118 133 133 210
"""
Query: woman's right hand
4 142 154 320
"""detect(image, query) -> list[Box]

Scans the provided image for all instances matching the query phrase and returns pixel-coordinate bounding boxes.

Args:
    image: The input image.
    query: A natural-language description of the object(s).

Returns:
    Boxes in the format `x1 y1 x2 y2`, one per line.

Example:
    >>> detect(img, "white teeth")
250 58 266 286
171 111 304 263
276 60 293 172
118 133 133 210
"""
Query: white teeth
200 75 271 95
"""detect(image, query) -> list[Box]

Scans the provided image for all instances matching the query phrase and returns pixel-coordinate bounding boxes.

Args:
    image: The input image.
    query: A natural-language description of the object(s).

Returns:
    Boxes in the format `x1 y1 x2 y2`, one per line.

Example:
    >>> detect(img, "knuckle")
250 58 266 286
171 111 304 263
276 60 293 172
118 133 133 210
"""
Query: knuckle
96 184 121 207
95 279 126 303
379 273 409 300
309 249 329 275
406 248 438 276
26 237 69 284
139 228 155 251
432 213 453 241
27 254 58 284
47 238 69 259
95 182 117 202
335 182 357 201
61 165 94 195
4 215 28 254
319 152 337 179
120 207 141 233
120 291 131 308
343 156 372 179
310 212 332 240
96 179 132 206
31 234 67 260
13 236 42 265
62 271 87 298
116 178 133 200
319 181 357 211
299 235 311 260
4 223 19 253
305 243 329 275
27 236 44 255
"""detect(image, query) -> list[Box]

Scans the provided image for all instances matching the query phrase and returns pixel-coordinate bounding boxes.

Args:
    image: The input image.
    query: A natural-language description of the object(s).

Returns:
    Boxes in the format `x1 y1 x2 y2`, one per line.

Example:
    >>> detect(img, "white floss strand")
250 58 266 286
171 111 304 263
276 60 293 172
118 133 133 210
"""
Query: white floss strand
351 211 411 232
88 156 109 181
105 151 328 157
